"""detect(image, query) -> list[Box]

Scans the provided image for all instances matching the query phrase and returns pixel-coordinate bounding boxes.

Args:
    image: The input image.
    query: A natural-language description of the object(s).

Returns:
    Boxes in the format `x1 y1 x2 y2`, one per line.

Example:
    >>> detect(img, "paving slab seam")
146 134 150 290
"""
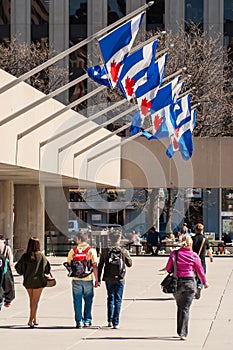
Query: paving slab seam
201 266 233 350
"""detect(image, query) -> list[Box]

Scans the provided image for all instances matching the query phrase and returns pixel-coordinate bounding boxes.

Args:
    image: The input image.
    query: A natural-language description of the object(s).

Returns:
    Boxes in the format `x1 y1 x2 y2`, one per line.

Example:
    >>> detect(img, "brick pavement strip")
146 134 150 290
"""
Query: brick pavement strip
0 256 233 350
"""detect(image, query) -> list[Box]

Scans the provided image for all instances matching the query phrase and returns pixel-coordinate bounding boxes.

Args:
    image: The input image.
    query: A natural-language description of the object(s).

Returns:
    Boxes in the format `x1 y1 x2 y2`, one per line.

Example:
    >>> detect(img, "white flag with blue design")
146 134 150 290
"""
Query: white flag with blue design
98 12 145 88
166 95 196 160
117 40 158 100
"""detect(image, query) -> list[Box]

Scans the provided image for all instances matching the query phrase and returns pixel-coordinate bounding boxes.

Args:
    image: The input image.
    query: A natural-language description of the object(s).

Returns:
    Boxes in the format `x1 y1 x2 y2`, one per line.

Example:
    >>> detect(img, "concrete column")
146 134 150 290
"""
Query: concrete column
204 0 224 42
87 0 107 66
49 0 69 104
11 0 31 43
49 0 69 54
14 185 45 258
165 0 185 33
0 181 14 248
126 0 145 13
44 187 69 234
87 0 107 110
127 0 146 41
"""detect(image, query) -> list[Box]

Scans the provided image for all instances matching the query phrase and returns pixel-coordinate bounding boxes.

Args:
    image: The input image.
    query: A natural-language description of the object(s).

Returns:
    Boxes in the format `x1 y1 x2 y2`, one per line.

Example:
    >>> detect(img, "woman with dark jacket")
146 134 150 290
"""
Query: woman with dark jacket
165 234 209 340
15 237 50 327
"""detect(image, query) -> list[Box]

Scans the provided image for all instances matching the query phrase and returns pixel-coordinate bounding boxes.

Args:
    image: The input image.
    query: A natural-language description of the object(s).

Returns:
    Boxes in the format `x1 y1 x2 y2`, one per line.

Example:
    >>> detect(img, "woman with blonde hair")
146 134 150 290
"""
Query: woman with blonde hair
15 237 51 327
165 234 209 340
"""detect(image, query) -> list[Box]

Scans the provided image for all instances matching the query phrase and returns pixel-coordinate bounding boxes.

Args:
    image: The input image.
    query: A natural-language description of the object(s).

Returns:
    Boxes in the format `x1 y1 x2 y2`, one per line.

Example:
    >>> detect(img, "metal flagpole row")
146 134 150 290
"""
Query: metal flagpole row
86 105 197 164
58 105 138 154
0 2 154 95
74 123 132 160
6 34 161 129
87 126 152 164
14 34 161 138
39 67 184 148
1 74 88 128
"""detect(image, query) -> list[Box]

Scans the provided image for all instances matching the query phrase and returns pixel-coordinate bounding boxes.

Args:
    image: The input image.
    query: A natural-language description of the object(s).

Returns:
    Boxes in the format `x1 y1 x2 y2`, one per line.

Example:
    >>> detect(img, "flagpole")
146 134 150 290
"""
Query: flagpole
58 105 137 153
4 34 161 129
39 67 186 160
0 2 154 95
38 66 185 147
86 126 152 164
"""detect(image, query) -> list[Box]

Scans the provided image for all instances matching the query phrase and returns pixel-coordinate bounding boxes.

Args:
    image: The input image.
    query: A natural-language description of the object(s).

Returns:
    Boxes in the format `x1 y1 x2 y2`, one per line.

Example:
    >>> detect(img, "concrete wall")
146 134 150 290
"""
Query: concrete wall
121 137 233 188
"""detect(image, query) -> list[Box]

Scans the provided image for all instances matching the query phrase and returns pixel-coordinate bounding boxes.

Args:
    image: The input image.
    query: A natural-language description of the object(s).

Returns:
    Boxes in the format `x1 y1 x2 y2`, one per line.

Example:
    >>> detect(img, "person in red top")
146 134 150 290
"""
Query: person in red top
165 234 209 340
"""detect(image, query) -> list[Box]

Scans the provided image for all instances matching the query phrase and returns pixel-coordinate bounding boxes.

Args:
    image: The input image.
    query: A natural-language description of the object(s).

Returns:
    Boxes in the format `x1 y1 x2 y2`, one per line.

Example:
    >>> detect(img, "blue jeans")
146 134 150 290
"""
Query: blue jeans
174 278 196 337
196 261 206 289
72 279 94 327
105 280 124 326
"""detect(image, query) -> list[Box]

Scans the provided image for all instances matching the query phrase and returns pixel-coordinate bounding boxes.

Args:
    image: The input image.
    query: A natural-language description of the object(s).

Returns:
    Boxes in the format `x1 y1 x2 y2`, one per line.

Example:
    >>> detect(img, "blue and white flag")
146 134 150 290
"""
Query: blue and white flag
166 95 196 160
87 65 112 88
150 78 184 138
118 40 158 100
130 76 183 137
98 12 145 88
135 53 168 123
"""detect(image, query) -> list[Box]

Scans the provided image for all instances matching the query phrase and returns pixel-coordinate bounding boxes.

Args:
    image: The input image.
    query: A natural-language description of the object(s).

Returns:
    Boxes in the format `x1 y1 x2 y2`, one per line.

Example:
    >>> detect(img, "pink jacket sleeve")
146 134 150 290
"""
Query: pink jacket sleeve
165 252 175 273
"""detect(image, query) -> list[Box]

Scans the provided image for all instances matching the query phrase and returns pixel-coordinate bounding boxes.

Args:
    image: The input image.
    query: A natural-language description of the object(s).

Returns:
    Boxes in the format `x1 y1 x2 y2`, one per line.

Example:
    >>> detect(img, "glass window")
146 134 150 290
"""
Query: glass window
146 0 165 32
31 0 49 42
0 0 11 42
224 0 233 60
108 0 126 25
185 0 203 30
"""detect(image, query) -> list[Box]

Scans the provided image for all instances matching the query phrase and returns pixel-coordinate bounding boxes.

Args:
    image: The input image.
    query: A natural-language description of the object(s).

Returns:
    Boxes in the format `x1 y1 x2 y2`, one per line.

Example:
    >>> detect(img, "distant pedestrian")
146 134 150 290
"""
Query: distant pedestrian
15 237 51 328
146 226 160 255
165 234 209 340
66 231 98 328
98 230 132 329
192 223 213 299
0 252 15 310
0 234 13 267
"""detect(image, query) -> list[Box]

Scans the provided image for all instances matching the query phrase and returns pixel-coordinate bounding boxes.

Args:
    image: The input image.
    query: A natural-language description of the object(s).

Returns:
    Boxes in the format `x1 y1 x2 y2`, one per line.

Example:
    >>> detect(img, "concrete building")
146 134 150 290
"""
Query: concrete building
0 1 232 255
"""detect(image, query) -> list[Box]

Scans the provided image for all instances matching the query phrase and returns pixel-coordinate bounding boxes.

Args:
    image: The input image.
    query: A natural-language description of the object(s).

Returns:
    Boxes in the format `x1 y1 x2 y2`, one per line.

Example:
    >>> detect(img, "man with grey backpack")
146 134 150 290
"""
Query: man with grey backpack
98 230 132 329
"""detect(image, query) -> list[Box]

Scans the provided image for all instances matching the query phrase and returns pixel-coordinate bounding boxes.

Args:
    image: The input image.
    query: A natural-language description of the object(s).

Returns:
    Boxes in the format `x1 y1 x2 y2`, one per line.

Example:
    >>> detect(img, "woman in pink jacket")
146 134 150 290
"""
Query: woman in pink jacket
166 234 209 340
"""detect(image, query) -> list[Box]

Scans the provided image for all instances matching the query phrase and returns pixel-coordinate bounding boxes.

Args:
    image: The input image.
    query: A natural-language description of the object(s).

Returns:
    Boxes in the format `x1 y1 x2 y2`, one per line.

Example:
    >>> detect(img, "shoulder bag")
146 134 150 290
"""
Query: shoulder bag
45 272 56 287
161 250 178 294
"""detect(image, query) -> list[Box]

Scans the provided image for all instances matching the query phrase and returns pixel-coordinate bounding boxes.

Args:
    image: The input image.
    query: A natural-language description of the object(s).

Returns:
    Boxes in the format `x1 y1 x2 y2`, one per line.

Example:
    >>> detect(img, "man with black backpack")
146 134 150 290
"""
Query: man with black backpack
98 230 132 329
66 231 98 328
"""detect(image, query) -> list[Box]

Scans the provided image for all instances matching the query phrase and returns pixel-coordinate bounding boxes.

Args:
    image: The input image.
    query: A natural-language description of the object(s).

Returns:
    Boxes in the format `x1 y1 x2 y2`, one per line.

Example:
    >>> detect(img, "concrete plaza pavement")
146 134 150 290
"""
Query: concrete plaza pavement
0 255 232 350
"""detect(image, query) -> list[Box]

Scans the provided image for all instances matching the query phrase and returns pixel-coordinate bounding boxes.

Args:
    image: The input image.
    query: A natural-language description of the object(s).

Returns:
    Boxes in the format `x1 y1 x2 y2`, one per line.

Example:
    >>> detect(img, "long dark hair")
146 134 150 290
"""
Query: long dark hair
25 237 41 262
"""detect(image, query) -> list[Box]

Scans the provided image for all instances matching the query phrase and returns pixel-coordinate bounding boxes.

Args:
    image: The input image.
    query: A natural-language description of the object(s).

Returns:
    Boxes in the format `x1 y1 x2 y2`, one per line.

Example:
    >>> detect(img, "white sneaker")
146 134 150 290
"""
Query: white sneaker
108 322 113 327
180 335 186 340
113 325 119 329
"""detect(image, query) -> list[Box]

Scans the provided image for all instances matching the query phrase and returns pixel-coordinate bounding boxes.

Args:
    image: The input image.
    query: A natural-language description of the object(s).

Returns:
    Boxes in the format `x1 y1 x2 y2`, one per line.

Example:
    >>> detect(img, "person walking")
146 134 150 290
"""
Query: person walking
0 234 14 267
15 237 51 328
66 231 98 328
192 223 213 299
0 252 15 310
165 234 209 340
98 230 132 329
146 225 160 256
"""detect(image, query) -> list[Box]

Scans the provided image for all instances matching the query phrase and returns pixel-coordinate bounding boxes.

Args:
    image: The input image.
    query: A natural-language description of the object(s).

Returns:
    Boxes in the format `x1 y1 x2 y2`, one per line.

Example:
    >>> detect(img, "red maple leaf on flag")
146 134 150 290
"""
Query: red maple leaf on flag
140 98 152 116
153 114 163 131
110 60 121 83
173 128 180 150
125 76 135 96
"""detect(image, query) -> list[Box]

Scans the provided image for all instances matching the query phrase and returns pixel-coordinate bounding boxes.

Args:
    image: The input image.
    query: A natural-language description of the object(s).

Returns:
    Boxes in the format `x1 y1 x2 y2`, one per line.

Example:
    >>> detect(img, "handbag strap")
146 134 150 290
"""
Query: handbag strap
198 238 205 256
173 250 178 277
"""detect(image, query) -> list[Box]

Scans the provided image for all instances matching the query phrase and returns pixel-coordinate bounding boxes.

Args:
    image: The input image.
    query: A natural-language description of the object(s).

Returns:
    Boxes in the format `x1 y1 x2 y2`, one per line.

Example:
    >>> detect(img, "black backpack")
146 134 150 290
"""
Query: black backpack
107 246 126 280
70 246 93 278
